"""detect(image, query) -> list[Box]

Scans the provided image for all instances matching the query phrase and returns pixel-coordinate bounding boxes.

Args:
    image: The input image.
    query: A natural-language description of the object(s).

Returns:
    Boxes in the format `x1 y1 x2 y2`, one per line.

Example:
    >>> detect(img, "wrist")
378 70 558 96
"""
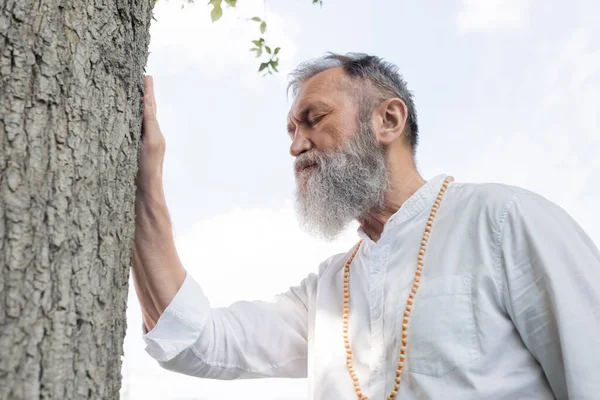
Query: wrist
136 179 165 201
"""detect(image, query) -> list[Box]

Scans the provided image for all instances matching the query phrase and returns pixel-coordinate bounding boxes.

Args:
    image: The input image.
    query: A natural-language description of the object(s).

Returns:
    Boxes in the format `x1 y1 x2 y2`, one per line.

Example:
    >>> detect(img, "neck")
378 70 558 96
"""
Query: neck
358 156 425 242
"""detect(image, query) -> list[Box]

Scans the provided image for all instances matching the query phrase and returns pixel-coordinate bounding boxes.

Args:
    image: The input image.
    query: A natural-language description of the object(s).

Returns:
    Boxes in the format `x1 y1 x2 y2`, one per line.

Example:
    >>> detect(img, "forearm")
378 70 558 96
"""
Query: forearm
144 276 312 379
132 184 186 332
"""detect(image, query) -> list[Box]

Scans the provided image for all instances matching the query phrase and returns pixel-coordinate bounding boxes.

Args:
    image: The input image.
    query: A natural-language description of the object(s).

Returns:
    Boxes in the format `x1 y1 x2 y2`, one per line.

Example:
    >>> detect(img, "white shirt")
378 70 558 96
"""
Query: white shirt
143 174 600 399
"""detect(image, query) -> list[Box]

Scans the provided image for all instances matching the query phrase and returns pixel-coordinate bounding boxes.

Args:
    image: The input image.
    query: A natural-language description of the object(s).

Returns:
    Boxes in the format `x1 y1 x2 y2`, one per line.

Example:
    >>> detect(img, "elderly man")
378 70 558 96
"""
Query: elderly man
132 53 600 400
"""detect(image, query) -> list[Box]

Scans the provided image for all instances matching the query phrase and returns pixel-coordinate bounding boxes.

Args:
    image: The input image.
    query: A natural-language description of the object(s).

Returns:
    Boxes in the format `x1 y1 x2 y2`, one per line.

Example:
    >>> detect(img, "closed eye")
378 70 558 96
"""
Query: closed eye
308 114 326 126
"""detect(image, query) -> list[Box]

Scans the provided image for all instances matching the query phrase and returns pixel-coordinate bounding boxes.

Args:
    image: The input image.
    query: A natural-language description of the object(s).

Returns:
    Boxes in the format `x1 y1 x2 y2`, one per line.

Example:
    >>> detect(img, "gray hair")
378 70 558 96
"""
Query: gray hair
287 52 419 155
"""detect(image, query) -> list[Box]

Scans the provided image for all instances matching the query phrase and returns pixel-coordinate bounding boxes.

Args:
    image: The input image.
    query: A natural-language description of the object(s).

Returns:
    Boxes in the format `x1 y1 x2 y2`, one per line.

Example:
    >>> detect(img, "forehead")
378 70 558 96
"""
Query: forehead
288 67 357 117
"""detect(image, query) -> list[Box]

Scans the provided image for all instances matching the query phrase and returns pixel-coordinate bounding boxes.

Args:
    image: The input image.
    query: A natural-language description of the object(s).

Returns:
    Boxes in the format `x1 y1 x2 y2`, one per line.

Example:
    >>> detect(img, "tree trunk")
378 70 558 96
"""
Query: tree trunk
0 0 152 398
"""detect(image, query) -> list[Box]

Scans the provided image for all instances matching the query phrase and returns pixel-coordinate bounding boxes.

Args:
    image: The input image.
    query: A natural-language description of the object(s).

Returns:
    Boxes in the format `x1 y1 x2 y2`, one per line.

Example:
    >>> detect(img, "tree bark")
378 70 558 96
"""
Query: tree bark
0 0 152 398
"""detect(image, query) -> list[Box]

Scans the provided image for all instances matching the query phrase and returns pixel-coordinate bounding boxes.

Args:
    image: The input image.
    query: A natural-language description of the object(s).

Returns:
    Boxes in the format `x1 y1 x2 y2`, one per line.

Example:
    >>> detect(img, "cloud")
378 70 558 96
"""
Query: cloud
456 0 529 34
448 20 600 239
148 0 297 85
174 201 359 306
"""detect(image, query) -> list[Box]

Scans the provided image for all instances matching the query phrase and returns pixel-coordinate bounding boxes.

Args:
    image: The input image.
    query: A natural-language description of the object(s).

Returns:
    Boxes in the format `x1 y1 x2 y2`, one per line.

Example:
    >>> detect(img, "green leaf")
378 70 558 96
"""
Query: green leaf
265 46 272 54
224 0 236 6
211 5 223 21
259 63 269 72
271 60 279 67
251 16 261 22
209 0 223 22
271 64 279 72
257 47 262 57
274 47 280 55
260 21 267 34
252 40 262 47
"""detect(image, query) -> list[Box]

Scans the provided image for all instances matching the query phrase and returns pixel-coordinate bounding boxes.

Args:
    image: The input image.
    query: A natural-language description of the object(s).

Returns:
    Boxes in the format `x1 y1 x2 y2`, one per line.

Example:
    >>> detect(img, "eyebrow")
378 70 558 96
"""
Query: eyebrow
287 102 331 135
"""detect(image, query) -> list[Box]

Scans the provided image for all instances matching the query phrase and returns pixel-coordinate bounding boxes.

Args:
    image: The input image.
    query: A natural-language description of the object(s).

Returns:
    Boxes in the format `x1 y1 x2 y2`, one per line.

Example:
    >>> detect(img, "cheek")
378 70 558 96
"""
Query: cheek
330 115 358 141
315 120 350 150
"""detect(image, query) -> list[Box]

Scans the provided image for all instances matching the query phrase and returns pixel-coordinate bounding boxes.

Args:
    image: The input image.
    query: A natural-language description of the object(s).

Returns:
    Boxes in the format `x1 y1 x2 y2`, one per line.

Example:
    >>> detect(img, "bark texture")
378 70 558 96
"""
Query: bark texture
0 0 153 398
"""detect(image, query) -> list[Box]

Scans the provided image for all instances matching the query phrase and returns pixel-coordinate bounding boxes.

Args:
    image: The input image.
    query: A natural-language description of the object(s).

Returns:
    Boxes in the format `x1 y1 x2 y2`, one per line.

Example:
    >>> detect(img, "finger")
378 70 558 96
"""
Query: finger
143 75 157 121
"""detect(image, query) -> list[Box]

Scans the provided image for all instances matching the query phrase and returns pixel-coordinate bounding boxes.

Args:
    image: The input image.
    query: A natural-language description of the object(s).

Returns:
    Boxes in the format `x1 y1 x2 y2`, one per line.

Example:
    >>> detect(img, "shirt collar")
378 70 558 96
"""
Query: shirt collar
357 173 449 241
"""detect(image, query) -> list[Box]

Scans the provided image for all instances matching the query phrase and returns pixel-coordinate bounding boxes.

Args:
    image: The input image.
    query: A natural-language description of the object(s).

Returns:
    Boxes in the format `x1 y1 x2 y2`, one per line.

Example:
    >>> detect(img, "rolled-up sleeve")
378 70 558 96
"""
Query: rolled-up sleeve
143 271 315 380
143 272 211 362
499 191 600 399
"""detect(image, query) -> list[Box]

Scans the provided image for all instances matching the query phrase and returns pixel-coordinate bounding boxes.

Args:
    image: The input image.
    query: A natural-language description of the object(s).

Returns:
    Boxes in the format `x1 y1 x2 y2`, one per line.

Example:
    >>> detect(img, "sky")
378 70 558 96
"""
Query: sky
120 0 600 399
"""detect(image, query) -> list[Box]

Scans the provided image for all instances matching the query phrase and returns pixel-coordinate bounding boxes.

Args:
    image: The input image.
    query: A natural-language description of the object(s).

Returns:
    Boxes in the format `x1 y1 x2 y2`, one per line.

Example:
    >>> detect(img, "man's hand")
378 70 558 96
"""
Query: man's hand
137 75 166 194
132 75 186 332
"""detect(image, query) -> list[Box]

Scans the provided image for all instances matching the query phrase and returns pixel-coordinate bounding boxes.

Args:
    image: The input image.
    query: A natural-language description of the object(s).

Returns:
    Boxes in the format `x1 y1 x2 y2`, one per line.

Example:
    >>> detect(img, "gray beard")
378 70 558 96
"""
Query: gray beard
293 120 389 241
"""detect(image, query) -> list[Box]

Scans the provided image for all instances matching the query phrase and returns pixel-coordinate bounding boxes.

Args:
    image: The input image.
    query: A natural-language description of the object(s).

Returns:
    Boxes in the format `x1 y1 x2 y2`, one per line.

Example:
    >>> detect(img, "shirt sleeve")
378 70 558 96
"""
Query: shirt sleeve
142 270 315 380
499 191 600 399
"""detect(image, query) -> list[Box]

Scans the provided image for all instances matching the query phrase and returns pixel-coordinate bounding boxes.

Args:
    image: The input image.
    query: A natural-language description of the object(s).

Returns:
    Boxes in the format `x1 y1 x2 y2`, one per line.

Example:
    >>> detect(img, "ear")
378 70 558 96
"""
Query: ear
372 98 408 146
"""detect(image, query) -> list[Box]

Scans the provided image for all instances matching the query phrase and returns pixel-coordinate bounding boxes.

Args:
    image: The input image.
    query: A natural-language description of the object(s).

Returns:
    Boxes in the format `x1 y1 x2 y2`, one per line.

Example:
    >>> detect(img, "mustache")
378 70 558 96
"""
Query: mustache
294 151 325 170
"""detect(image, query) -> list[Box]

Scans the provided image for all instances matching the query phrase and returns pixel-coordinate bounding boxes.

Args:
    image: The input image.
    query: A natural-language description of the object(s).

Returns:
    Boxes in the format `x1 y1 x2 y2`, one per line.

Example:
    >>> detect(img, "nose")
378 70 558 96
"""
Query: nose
290 128 312 157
